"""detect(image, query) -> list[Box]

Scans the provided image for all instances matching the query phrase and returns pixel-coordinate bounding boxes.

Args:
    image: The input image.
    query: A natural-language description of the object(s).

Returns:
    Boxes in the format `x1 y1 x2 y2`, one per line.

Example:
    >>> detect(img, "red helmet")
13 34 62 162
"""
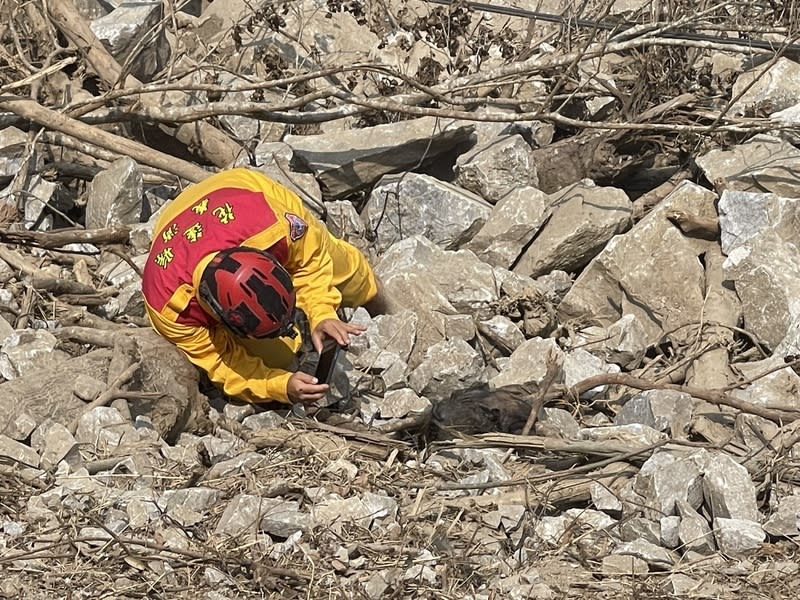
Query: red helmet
198 248 296 338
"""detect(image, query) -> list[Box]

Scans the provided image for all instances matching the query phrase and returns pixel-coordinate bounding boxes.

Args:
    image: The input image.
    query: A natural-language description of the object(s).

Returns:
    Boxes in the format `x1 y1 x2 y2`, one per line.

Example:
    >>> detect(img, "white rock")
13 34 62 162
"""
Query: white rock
614 389 693 439
403 550 438 584
491 337 564 388
0 434 39 468
363 173 491 253
764 494 800 537
287 117 473 199
697 134 800 197
731 58 800 116
74 407 138 453
634 449 707 519
201 431 247 463
0 330 63 380
466 186 550 268
514 181 632 278
478 315 526 351
4 412 36 441
215 494 266 539
617 517 661 544
591 481 623 513
702 451 759 522
376 388 431 419
454 135 539 204
558 181 716 347
563 348 620 398
713 518 765 556
206 452 268 480
85 157 145 228
312 494 375 532
222 402 255 422
408 338 486 402
158 487 223 527
125 496 160 529
31 422 79 470
242 411 286 431
536 407 581 440
90 1 167 81
660 516 681 549
362 492 398 522
613 538 678 569
483 505 526 530
677 499 715 554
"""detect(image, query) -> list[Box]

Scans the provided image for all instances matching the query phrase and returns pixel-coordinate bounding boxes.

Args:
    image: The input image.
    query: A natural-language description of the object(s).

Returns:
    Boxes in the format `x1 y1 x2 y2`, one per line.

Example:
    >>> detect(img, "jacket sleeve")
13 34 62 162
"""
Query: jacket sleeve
146 306 293 404
263 180 341 332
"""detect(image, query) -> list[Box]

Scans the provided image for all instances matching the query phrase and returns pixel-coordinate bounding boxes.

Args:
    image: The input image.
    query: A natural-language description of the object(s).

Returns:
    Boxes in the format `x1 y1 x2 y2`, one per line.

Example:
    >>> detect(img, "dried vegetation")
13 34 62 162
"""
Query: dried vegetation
2 0 800 598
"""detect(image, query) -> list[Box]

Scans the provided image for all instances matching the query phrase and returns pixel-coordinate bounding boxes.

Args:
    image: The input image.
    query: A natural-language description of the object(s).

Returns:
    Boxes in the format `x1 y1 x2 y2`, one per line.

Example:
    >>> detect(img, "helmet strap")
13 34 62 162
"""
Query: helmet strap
198 280 249 337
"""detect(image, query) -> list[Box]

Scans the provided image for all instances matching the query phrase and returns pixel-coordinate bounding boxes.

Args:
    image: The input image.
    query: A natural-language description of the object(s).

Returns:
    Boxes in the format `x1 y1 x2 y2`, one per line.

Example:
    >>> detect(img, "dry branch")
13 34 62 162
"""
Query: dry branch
38 131 184 184
247 428 390 460
0 226 130 249
0 245 43 276
435 462 640 510
632 168 691 221
68 360 142 435
570 373 798 423
667 210 720 238
52 326 125 347
520 350 563 436
0 96 210 183
450 434 656 457
46 0 242 168
31 275 96 296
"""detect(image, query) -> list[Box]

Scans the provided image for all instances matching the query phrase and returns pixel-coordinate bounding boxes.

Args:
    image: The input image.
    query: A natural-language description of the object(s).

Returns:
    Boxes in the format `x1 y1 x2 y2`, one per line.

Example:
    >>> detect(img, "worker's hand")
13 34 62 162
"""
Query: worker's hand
311 318 366 353
287 371 329 404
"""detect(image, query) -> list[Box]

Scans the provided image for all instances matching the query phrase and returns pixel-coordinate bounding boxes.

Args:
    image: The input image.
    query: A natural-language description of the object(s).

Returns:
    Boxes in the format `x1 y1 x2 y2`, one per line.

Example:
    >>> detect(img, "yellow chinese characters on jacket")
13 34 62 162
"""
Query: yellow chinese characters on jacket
141 169 346 404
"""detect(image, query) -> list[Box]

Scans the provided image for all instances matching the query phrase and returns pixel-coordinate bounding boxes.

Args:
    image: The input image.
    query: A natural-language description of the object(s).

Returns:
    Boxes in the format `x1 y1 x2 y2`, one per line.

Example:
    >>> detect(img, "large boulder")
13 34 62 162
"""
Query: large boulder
361 173 491 253
558 181 715 346
285 117 474 199
696 134 800 197
514 181 632 278
465 186 550 268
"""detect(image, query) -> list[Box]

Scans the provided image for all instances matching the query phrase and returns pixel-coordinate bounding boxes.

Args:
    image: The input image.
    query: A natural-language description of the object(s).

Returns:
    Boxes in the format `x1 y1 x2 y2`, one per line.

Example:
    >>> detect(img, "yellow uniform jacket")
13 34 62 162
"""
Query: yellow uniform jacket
142 168 376 403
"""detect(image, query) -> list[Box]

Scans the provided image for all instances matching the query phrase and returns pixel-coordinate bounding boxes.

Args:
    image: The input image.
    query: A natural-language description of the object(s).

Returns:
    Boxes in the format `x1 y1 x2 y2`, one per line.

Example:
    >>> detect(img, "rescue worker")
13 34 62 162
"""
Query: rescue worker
141 168 379 405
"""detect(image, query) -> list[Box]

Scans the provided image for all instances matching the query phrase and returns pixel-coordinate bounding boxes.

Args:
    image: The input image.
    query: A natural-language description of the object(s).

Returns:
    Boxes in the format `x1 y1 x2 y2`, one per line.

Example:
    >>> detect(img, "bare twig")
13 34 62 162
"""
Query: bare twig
570 373 799 423
68 359 142 434
520 350 564 437
46 1 242 167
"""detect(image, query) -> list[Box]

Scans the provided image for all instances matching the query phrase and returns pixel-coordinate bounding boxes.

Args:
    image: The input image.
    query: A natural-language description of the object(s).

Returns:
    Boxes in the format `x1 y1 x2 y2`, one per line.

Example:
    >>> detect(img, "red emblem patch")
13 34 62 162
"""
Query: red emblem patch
285 212 308 242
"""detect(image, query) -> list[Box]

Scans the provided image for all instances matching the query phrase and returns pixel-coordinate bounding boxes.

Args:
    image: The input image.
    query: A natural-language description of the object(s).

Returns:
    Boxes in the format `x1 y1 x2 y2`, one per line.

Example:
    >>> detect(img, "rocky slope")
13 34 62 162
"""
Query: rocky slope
2 0 800 598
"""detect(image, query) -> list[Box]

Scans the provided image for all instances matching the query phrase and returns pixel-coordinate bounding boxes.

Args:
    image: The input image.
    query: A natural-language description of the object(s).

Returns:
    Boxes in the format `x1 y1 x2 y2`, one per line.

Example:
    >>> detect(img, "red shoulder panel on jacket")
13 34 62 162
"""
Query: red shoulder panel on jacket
142 187 281 323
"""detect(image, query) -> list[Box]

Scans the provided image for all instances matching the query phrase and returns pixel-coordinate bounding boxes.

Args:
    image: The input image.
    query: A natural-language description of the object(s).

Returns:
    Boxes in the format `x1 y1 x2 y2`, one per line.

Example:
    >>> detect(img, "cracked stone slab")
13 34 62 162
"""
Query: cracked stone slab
514 181 632 279
286 117 474 199
558 181 715 348
363 172 491 253
697 134 800 197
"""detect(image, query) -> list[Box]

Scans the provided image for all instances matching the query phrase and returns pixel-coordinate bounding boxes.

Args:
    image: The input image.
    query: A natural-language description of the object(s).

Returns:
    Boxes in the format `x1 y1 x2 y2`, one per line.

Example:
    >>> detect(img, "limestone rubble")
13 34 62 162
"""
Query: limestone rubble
1 0 800 598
